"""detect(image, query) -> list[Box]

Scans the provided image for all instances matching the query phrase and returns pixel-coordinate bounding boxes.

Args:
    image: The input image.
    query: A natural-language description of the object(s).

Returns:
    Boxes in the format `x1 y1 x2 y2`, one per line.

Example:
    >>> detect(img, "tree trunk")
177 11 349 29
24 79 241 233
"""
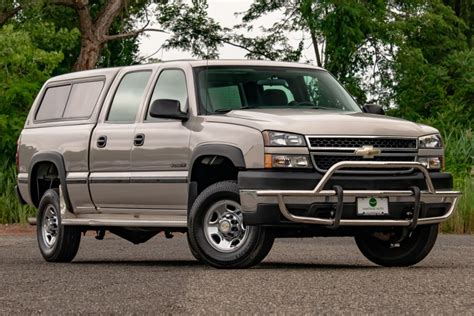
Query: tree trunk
73 38 102 71
310 28 323 67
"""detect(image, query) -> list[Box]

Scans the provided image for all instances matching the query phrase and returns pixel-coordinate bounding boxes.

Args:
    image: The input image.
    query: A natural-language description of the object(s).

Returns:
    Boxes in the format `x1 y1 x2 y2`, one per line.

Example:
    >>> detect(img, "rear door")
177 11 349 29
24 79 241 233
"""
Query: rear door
89 69 153 209
129 67 192 210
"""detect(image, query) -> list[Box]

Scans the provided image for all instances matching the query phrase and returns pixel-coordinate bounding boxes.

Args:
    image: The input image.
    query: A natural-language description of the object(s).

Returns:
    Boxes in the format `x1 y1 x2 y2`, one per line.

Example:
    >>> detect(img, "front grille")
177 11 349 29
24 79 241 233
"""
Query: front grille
308 137 417 150
312 154 416 171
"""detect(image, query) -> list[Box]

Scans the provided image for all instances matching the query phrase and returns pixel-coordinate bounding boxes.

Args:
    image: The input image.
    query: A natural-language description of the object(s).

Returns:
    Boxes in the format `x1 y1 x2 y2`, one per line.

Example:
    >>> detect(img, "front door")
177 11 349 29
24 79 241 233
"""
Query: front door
130 68 191 210
89 69 153 209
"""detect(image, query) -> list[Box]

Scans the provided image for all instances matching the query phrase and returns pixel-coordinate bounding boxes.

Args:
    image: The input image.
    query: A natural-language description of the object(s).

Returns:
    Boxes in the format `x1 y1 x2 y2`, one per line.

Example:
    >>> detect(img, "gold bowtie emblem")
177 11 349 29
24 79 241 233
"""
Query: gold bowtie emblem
354 145 381 159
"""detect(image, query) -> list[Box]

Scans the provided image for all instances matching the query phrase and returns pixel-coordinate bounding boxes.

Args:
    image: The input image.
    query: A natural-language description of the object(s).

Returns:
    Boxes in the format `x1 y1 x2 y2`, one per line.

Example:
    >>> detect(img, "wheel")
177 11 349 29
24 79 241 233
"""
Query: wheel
355 225 439 267
187 181 274 268
37 189 81 262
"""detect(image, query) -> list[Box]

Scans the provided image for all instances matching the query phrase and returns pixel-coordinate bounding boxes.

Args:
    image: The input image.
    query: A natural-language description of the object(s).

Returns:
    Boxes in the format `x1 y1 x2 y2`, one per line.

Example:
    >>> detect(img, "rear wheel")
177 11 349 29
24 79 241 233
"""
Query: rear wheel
37 189 81 262
355 225 438 267
187 181 274 268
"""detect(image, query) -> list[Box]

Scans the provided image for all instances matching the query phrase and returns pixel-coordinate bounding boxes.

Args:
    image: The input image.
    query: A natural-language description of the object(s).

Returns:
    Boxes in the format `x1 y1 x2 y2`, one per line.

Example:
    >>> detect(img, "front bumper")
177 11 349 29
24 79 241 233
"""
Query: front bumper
239 161 461 228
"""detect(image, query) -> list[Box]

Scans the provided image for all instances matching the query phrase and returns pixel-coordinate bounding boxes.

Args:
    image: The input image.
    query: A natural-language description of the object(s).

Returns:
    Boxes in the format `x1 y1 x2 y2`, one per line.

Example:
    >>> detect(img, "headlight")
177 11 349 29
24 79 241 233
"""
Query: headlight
264 154 311 168
263 131 306 147
419 134 442 148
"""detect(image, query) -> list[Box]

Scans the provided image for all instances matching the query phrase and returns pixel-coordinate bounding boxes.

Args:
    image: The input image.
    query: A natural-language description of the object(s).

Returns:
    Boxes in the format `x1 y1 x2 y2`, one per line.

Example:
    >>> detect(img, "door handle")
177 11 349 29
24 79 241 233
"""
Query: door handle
134 134 145 146
97 136 107 148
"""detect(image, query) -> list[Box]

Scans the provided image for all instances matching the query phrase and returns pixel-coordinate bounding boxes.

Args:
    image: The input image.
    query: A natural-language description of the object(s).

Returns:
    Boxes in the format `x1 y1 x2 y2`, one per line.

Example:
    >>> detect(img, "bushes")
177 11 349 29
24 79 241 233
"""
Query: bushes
0 162 34 224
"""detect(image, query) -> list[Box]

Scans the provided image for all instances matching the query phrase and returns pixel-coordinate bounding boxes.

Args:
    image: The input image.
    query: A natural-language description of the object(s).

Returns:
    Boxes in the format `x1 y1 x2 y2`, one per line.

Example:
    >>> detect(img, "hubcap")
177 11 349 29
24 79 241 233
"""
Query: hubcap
42 205 59 248
204 200 249 253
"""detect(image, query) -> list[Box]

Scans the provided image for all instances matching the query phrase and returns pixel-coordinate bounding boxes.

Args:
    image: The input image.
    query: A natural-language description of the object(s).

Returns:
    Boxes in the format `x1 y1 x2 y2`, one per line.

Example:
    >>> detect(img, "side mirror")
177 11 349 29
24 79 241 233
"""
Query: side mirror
149 99 188 121
362 104 385 115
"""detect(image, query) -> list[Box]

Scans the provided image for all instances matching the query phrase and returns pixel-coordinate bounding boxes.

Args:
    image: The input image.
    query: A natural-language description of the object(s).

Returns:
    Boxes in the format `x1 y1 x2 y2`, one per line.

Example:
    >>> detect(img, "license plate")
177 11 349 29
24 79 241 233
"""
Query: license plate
357 197 389 216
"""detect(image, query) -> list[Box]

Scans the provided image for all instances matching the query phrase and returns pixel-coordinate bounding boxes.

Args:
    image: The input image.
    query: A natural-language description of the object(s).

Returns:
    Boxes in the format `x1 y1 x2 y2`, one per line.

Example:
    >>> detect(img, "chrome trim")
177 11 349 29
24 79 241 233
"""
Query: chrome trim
62 218 187 227
241 161 461 227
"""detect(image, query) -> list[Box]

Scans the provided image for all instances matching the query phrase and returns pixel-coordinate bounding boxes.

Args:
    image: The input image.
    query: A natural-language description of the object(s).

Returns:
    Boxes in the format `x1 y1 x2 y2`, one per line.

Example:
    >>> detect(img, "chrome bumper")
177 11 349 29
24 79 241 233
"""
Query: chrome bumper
240 161 461 228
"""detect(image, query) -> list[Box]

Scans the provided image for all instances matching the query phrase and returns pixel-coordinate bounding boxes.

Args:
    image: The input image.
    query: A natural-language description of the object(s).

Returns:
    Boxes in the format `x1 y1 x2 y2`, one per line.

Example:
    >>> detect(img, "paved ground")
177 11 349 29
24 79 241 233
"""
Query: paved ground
0 232 473 314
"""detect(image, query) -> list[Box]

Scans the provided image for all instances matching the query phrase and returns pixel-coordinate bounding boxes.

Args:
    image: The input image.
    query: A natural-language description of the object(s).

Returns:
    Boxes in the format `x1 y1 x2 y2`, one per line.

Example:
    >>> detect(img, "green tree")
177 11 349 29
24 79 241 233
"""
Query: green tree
0 25 64 163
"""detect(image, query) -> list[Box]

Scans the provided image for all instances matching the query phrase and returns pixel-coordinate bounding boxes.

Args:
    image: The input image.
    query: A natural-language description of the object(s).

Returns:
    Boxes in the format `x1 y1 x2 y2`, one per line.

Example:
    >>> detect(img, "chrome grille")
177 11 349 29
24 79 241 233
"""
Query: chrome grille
308 137 417 150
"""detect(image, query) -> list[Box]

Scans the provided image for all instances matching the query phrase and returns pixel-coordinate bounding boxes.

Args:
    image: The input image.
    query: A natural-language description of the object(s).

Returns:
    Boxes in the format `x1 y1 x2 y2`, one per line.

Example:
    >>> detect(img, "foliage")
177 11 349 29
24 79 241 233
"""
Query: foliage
0 24 65 164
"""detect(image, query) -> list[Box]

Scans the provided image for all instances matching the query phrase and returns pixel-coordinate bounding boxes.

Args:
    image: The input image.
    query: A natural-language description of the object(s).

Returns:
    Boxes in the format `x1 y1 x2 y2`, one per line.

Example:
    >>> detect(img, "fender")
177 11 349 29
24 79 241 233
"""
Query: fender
29 151 73 212
189 144 246 172
187 144 246 209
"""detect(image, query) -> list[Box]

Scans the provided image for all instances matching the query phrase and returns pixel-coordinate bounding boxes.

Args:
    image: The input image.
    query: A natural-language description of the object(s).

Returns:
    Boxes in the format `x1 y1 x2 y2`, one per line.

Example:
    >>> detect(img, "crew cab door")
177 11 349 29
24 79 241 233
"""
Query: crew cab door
89 69 153 209
129 67 192 210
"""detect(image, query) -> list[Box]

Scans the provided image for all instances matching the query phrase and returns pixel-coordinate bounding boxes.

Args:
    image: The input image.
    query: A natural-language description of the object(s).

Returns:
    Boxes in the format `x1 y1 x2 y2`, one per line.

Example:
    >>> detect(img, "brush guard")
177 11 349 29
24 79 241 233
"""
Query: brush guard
240 161 461 228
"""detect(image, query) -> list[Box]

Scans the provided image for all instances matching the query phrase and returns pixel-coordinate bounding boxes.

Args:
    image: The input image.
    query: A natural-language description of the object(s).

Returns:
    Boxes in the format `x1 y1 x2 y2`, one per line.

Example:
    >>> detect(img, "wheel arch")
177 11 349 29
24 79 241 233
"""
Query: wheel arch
188 144 246 209
28 151 72 211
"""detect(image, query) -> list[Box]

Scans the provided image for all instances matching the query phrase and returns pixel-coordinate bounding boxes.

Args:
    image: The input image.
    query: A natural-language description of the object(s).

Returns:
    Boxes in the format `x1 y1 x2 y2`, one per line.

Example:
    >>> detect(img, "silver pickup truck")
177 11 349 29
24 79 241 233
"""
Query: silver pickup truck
16 60 461 268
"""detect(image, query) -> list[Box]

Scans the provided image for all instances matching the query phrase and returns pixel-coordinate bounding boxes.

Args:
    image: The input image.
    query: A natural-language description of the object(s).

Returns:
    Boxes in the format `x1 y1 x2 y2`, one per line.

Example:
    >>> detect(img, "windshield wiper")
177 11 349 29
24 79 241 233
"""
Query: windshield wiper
213 106 253 113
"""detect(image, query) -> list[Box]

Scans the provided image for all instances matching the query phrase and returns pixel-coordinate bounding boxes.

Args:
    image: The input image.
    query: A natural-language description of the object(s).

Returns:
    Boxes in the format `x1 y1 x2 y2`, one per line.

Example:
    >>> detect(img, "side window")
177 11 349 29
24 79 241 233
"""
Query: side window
107 71 151 123
208 85 242 111
63 81 104 119
35 85 71 121
147 69 187 120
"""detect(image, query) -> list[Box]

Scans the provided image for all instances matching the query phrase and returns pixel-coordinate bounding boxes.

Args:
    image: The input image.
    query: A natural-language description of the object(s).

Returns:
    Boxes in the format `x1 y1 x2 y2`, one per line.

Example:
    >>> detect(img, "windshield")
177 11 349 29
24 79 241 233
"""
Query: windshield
194 66 361 114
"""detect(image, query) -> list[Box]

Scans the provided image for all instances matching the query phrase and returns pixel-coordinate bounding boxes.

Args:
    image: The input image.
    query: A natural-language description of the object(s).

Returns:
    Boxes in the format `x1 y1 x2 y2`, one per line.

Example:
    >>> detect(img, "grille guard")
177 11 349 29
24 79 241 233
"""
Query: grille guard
240 161 461 228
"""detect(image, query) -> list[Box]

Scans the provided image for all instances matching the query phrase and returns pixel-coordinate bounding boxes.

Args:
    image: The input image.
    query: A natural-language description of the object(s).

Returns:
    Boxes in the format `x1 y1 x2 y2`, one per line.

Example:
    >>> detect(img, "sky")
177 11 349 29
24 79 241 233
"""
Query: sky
138 0 317 63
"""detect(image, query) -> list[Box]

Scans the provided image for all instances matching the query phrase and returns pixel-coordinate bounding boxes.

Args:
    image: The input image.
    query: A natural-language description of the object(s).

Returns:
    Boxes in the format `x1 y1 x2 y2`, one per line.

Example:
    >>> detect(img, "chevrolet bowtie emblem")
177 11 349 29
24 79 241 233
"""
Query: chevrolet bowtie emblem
354 145 381 159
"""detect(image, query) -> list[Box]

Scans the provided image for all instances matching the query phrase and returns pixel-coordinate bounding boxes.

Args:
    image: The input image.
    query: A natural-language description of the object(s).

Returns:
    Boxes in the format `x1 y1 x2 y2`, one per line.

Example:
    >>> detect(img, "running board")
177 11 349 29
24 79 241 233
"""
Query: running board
62 218 187 227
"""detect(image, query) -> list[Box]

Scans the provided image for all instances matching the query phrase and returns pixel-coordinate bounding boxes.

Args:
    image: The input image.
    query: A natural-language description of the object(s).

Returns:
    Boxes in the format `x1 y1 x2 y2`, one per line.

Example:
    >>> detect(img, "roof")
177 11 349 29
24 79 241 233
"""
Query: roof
47 59 324 83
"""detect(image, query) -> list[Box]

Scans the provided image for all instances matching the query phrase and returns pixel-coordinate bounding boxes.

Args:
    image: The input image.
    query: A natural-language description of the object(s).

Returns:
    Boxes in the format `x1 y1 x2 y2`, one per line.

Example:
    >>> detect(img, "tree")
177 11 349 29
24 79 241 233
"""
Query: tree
47 0 163 70
0 25 64 163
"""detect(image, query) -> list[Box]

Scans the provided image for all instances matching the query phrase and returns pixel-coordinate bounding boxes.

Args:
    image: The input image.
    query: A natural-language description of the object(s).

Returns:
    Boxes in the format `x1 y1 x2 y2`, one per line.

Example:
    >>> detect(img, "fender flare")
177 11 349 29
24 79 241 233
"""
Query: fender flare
187 144 246 209
29 151 73 211
189 144 246 173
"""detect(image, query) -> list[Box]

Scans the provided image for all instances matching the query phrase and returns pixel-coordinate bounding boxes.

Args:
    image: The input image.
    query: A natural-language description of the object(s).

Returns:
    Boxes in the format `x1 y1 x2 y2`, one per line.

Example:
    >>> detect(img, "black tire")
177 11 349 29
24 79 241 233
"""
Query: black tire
187 181 274 269
36 189 81 262
355 225 439 267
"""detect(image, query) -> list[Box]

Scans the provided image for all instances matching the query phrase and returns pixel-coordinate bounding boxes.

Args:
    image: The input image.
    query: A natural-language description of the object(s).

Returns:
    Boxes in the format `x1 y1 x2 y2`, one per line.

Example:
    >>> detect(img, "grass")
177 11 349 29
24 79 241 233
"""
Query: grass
0 162 34 225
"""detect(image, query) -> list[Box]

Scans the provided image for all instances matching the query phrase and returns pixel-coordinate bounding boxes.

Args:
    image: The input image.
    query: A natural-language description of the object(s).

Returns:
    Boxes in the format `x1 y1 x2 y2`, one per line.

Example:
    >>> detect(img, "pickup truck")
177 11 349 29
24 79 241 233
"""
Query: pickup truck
16 60 461 268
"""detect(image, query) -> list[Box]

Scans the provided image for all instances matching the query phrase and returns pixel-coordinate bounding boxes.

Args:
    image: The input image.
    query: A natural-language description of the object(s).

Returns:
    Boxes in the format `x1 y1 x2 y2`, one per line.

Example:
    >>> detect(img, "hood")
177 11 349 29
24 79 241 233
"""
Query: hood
205 108 438 137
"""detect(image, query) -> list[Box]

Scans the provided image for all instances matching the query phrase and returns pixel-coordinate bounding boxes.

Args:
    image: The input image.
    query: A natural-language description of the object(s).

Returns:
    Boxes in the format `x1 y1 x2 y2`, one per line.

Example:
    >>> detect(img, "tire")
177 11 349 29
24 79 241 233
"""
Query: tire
37 189 81 262
187 181 274 268
355 224 439 267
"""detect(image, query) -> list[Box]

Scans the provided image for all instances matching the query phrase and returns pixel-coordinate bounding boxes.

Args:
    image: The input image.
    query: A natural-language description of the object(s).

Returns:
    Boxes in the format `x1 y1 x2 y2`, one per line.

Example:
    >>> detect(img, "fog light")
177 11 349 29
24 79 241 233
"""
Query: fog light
418 157 442 169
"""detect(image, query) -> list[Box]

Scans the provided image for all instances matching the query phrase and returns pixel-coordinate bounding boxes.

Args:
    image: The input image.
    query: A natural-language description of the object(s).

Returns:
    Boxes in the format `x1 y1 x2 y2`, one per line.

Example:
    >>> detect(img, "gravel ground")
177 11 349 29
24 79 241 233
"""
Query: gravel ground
0 232 473 314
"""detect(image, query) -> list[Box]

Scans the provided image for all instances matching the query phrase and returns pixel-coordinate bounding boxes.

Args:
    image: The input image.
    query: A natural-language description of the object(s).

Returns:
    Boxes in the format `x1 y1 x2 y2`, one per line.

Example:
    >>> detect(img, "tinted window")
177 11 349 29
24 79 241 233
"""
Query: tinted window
195 67 361 114
147 70 187 120
107 71 151 123
208 85 242 111
35 85 71 121
63 81 104 119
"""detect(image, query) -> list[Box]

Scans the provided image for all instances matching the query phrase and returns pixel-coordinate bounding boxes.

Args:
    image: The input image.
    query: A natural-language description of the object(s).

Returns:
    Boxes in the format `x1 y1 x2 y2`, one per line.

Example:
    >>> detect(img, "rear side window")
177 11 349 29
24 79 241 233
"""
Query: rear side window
35 85 71 121
63 81 104 119
107 71 152 123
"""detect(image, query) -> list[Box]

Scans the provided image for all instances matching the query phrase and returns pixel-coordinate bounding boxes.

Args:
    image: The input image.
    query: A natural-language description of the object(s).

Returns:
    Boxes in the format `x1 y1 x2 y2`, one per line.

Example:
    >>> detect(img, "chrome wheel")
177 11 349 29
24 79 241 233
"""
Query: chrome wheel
42 205 59 248
203 200 250 253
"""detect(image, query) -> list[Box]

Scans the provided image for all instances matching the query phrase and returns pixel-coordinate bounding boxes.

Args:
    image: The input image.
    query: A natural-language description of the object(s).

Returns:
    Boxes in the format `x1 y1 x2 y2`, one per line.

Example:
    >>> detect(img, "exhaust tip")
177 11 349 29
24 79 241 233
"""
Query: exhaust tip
27 217 37 226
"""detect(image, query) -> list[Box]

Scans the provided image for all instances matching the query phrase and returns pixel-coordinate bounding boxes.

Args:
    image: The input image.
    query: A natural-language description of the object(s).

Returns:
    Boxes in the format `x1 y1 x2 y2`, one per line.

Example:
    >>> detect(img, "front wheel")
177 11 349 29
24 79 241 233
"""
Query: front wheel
187 181 274 268
37 189 81 262
355 225 439 267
